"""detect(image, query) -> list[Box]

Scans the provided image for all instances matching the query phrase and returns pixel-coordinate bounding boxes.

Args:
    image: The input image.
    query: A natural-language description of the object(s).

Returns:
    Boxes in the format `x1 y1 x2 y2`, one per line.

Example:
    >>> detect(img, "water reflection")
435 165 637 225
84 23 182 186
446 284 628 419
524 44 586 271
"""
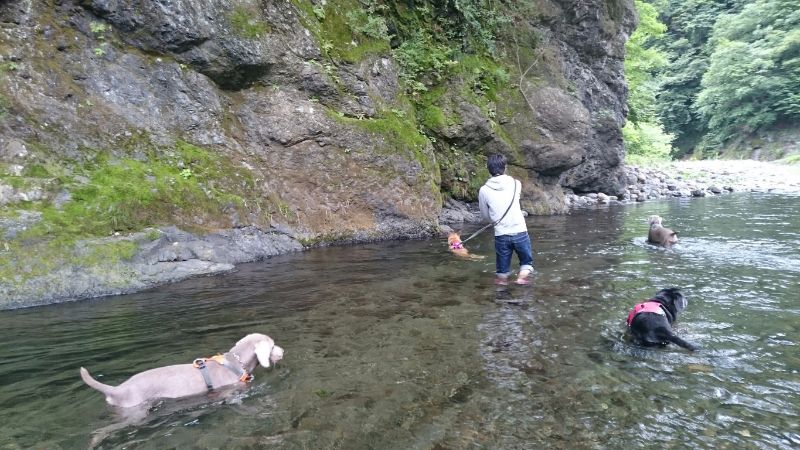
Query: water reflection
0 193 798 449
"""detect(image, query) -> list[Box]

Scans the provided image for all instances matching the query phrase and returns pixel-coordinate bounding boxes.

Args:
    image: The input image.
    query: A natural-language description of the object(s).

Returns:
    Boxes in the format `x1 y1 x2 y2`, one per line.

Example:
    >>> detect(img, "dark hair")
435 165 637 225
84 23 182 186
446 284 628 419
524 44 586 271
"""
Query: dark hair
486 153 507 176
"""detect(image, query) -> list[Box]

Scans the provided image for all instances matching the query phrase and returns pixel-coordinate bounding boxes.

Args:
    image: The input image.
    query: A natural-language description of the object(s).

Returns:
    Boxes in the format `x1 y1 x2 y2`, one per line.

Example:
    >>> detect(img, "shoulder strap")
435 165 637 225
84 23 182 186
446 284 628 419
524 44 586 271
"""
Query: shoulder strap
462 179 519 244
492 178 518 227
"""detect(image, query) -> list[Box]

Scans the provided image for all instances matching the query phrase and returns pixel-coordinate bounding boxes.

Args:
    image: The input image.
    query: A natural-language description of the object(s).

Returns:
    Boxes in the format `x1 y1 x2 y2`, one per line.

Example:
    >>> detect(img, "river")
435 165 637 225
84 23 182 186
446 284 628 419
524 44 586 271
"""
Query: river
1 192 798 449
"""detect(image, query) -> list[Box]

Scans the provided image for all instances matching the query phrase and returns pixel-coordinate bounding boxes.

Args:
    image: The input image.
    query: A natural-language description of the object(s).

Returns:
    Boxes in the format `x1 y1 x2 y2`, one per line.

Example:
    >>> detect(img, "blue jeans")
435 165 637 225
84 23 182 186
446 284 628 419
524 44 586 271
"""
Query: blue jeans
494 232 534 277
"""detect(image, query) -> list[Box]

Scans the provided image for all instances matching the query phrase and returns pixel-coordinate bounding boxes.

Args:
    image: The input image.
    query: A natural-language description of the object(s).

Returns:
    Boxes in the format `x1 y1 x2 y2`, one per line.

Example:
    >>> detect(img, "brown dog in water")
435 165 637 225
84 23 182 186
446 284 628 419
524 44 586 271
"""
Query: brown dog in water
447 232 485 260
647 215 678 248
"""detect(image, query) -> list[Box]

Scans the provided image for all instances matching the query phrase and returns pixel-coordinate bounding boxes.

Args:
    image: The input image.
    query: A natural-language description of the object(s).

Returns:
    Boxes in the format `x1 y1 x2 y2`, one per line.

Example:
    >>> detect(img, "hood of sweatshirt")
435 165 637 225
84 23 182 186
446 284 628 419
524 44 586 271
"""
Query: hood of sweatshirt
484 174 516 191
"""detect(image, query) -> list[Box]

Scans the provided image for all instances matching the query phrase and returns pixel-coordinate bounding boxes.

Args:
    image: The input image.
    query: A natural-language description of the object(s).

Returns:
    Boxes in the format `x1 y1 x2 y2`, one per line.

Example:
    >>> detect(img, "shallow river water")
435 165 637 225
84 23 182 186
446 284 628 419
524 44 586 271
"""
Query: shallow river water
1 193 798 449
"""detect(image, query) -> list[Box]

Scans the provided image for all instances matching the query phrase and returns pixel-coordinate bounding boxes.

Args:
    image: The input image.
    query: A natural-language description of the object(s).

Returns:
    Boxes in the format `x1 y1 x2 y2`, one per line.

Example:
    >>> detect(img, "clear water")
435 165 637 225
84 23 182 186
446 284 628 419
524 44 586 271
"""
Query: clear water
1 193 798 449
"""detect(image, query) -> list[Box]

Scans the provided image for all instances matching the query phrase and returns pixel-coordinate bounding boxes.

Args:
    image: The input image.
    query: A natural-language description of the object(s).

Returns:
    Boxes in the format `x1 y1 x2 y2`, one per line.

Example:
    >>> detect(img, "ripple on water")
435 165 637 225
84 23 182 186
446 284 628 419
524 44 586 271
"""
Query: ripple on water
1 194 799 449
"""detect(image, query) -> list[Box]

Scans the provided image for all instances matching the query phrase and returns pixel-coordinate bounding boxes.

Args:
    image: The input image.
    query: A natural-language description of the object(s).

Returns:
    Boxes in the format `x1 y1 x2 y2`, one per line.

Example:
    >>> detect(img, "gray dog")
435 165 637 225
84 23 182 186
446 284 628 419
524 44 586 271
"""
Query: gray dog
647 215 678 247
80 333 284 408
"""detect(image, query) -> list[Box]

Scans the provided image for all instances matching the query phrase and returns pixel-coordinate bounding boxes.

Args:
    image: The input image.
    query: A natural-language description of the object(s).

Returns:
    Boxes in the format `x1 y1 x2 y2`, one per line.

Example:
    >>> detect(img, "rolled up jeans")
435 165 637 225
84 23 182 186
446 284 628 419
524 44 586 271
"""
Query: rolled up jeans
494 231 534 277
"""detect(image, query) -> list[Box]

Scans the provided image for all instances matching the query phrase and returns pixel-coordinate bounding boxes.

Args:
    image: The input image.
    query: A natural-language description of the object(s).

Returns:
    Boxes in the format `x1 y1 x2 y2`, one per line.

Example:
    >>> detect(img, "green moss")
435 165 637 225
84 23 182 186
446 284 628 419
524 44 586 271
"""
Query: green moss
291 0 390 62
334 107 434 168
0 238 137 289
22 164 51 178
419 104 447 131
456 54 511 102
13 140 259 240
78 240 138 266
438 150 489 201
229 6 270 39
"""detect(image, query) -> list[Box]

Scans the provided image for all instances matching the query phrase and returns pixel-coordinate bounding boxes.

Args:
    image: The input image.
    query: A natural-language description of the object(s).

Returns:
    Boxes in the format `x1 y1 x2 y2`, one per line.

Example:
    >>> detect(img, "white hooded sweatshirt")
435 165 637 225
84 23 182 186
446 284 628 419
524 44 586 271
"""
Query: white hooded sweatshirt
478 174 527 236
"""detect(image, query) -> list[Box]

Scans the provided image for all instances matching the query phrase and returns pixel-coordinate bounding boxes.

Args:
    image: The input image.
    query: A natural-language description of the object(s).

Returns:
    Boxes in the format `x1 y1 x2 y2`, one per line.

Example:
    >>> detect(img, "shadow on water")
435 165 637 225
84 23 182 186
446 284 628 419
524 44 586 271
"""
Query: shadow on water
0 193 799 449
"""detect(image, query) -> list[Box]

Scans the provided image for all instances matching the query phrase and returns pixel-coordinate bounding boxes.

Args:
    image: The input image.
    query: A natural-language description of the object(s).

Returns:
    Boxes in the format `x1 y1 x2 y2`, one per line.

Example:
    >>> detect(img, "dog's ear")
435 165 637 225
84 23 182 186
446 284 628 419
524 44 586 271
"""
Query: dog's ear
270 345 284 363
254 339 275 368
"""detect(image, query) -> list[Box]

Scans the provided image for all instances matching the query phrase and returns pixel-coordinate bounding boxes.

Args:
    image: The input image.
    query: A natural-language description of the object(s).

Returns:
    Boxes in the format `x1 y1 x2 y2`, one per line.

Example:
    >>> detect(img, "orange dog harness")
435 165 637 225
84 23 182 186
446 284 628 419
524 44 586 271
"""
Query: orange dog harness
193 354 254 390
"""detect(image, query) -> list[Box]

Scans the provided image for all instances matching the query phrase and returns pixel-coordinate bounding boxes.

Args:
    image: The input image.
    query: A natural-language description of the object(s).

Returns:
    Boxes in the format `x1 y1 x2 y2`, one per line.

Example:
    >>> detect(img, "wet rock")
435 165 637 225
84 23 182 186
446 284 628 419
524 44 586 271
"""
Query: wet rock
1 139 28 160
439 199 482 225
0 211 42 239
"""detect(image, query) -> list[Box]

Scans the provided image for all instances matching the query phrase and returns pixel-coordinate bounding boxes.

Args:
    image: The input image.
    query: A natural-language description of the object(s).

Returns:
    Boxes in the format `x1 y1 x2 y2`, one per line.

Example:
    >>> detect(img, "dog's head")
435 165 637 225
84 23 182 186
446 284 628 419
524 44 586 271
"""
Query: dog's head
653 288 687 315
255 340 284 368
234 333 284 369
447 232 462 246
647 215 663 228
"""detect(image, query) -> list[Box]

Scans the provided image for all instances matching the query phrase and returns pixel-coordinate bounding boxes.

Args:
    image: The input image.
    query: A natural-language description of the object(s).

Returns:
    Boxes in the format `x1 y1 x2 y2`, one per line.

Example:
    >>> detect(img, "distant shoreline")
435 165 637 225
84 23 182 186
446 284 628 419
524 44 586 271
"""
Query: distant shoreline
566 160 800 208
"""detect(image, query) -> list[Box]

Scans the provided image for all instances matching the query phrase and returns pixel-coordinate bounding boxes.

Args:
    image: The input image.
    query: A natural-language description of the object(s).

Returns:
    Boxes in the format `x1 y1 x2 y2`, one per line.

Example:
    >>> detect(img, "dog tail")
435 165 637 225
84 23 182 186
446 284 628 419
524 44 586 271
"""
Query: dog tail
80 367 116 396
666 334 698 352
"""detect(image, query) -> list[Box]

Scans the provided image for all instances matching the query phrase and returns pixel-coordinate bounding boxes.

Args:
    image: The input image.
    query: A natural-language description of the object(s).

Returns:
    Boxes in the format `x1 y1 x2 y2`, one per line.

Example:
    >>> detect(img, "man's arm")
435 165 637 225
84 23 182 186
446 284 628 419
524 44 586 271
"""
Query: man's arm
478 188 491 222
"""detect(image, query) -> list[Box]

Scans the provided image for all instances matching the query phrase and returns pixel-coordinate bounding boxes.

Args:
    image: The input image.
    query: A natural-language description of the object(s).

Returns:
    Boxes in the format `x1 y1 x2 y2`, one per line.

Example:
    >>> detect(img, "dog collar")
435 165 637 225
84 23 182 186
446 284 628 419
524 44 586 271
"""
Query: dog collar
450 241 464 250
626 300 666 327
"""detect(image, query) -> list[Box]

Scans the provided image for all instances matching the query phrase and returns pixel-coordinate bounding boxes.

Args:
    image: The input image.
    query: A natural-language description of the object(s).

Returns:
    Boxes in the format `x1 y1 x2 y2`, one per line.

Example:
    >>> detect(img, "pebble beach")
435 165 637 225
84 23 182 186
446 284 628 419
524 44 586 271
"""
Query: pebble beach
566 160 800 208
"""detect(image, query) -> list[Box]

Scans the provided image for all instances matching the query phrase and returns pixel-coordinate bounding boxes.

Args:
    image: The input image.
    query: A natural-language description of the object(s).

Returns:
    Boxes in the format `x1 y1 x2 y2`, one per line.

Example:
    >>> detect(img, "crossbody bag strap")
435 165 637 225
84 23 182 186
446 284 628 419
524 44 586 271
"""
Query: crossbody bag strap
492 178 518 227
461 178 519 244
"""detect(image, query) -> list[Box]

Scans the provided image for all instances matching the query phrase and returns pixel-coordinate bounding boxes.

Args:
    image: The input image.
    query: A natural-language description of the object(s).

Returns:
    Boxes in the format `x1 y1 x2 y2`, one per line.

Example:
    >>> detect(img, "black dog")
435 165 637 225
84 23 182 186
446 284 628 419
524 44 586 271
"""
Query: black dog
626 288 698 351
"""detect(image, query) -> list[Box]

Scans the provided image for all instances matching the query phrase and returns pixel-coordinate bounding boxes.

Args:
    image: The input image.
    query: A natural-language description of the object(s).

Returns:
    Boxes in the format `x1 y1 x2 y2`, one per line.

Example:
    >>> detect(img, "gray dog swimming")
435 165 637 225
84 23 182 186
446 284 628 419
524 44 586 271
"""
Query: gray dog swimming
647 215 678 248
80 333 284 408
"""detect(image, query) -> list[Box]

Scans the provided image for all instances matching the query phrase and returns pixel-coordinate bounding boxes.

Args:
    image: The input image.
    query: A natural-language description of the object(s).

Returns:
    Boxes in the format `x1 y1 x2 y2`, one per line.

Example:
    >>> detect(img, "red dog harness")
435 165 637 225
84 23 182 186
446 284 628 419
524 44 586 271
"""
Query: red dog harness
626 301 666 327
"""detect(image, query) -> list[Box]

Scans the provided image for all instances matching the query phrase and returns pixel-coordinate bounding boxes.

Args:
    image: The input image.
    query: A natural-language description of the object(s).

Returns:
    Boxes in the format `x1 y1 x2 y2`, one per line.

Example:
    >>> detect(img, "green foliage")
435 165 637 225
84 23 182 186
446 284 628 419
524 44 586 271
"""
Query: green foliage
229 6 270 38
449 0 509 55
393 32 457 96
649 0 800 156
780 154 800 165
89 22 107 36
624 1 674 160
625 0 667 124
345 6 390 41
694 0 800 152
652 0 748 154
291 0 390 62
622 120 675 164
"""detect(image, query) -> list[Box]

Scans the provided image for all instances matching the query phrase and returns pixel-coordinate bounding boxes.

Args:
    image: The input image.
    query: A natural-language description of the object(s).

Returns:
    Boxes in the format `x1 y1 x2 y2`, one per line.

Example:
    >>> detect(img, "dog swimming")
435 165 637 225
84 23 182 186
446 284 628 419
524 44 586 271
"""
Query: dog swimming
647 215 678 248
626 288 698 351
447 232 485 260
80 333 284 408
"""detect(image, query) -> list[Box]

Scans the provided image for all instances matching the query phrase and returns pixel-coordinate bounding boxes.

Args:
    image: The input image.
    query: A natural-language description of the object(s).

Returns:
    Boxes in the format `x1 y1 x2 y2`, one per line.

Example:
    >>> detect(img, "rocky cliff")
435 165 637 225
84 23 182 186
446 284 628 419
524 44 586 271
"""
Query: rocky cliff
0 0 635 307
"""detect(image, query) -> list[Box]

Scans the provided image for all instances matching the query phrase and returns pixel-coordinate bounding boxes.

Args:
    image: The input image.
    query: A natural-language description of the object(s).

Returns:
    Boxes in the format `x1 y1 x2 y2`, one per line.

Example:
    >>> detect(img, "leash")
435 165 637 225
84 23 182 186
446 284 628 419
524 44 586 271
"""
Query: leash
461 179 518 244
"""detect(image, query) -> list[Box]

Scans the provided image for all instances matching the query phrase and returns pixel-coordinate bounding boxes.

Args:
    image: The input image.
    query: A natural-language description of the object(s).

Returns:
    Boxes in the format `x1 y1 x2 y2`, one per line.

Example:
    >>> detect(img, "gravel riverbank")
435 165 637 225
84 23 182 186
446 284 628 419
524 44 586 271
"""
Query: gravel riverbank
566 160 800 208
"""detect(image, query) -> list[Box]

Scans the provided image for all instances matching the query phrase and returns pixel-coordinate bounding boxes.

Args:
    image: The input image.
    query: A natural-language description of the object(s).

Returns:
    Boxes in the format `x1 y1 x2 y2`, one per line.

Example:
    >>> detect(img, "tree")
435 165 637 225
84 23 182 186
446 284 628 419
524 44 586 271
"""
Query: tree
695 0 800 151
654 0 746 156
625 0 667 124
623 0 674 163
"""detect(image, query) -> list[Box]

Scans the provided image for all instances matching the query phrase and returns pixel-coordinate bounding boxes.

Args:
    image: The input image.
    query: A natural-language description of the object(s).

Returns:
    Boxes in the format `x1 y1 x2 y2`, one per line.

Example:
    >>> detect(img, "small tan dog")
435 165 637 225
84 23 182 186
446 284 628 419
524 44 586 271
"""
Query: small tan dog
80 333 283 408
447 232 485 260
647 215 678 248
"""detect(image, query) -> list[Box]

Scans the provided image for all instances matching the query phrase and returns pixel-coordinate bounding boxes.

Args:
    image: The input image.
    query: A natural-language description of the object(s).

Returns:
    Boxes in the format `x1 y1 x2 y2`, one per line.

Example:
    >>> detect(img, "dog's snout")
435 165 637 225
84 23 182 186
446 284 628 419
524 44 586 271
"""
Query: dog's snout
270 345 284 362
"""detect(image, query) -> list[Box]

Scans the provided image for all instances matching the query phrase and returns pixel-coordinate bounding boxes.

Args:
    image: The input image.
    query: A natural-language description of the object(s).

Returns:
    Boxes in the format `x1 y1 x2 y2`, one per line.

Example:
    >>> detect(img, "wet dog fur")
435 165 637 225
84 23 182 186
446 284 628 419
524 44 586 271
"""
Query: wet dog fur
627 288 698 351
647 215 678 248
80 333 283 408
447 232 485 260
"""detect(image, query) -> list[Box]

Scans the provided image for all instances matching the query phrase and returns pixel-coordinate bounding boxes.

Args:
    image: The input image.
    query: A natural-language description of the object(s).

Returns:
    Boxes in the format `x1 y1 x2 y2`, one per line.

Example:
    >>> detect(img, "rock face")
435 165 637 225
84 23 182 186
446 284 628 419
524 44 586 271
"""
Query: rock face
0 0 635 307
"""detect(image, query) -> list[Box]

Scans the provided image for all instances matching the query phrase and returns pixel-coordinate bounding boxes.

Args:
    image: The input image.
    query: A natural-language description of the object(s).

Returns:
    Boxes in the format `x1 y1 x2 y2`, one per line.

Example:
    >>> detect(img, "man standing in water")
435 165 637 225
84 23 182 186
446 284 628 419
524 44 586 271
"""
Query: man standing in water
478 153 534 285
